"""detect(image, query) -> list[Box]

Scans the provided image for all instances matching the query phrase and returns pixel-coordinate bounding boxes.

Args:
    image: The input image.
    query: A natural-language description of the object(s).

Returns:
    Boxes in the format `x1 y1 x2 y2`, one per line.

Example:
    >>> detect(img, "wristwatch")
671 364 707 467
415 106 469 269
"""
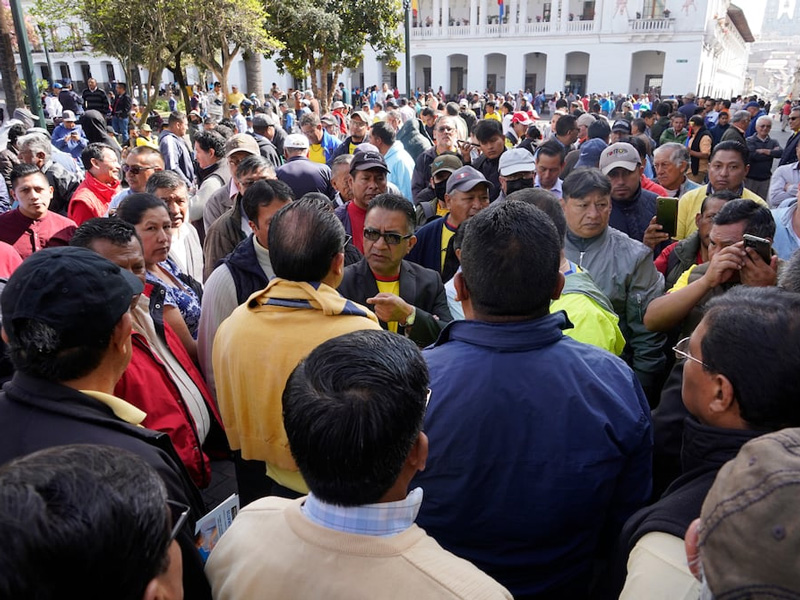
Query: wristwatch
401 307 416 327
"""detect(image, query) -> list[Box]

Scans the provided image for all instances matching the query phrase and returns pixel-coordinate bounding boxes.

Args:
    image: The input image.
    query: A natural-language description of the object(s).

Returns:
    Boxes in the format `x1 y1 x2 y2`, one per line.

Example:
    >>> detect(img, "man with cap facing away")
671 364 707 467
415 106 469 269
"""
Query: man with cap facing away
276 133 334 201
0 246 212 600
207 330 512 599
684 427 800 599
338 193 452 348
617 286 800 599
599 141 664 252
415 153 463 227
407 165 491 283
334 149 390 253
413 200 652 600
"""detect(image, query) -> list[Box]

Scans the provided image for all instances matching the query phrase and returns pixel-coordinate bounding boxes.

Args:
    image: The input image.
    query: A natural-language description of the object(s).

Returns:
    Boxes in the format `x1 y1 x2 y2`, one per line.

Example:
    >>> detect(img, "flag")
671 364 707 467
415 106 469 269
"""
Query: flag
412 0 418 17
498 0 504 19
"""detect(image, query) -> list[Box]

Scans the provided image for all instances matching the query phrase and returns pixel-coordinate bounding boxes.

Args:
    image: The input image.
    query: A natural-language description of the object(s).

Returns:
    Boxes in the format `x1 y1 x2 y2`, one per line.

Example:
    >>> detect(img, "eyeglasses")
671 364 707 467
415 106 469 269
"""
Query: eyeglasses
343 234 352 250
363 228 413 245
167 500 191 542
789 116 800 121
123 165 156 175
673 337 708 368
436 126 455 133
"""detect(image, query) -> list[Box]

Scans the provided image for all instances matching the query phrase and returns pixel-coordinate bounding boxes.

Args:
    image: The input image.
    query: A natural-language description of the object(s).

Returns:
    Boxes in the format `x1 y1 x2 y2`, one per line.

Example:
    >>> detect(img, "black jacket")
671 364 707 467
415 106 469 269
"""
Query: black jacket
338 258 452 347
222 233 270 305
0 372 211 599
609 185 660 247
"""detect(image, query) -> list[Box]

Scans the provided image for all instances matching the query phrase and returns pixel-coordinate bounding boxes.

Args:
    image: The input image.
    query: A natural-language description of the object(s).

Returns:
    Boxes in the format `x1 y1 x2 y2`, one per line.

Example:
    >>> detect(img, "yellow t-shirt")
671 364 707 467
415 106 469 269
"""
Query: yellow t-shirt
441 221 457 270
485 112 502 123
309 144 326 164
349 142 359 154
669 264 697 292
675 186 766 240
436 203 449 217
375 279 401 332
227 91 245 107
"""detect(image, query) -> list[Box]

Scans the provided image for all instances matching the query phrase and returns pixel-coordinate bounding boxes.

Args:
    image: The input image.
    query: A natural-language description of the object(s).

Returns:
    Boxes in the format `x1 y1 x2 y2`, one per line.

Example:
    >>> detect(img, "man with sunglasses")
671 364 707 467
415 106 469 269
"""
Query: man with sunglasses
107 146 164 215
339 193 452 347
617 287 800 600
778 106 800 167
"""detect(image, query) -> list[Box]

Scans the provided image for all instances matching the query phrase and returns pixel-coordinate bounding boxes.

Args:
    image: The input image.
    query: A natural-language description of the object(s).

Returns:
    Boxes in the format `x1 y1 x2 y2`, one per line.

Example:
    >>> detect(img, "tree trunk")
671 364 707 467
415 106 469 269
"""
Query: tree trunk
169 51 192 114
242 49 263 101
0 6 24 112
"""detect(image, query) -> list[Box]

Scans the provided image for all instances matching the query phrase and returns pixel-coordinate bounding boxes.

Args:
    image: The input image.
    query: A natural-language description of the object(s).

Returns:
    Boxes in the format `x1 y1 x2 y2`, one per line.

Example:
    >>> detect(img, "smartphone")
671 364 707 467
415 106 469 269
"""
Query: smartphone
743 234 772 263
655 196 678 239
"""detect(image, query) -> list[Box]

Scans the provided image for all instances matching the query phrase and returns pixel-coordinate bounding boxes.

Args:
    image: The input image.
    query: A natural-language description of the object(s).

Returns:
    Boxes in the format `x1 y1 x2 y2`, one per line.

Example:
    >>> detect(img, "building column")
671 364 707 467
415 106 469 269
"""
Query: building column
432 0 440 31
467 53 487 95
560 0 569 31
442 0 450 27
431 52 448 95
363 50 381 88
469 0 478 34
508 0 517 28
520 0 527 27
479 0 487 34
544 51 565 94
505 51 524 92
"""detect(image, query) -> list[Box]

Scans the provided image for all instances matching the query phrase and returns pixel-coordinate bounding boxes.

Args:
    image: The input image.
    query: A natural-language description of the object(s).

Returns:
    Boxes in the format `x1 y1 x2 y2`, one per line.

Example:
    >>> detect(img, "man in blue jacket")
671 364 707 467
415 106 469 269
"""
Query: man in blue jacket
413 200 652 600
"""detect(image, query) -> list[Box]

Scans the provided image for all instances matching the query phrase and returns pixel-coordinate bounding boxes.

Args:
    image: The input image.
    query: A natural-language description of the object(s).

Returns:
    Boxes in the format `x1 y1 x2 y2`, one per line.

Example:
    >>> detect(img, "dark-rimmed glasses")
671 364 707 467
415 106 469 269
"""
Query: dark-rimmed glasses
363 228 413 245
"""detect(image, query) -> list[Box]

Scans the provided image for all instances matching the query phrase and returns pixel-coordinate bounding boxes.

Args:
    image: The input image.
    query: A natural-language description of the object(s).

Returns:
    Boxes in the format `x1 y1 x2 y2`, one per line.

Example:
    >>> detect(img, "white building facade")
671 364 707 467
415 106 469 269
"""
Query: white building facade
381 0 753 97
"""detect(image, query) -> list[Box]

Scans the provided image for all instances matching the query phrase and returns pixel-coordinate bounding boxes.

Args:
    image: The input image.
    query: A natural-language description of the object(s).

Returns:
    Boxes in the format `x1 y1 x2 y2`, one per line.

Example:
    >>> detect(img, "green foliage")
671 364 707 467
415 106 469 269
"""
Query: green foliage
264 0 403 109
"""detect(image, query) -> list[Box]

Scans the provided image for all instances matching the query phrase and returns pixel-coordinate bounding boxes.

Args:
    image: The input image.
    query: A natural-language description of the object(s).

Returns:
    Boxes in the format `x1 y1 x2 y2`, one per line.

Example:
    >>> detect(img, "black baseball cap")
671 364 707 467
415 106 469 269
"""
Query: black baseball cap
349 150 390 174
1 247 144 348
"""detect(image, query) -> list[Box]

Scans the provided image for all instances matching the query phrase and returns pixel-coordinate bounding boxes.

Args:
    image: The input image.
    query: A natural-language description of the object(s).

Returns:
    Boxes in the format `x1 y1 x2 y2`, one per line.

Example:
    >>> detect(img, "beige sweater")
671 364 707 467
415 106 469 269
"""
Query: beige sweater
206 497 512 600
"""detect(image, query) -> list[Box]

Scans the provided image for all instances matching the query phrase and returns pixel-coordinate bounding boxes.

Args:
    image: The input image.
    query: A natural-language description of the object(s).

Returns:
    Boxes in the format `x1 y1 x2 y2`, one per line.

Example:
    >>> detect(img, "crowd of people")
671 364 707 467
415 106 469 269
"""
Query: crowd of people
0 77 799 599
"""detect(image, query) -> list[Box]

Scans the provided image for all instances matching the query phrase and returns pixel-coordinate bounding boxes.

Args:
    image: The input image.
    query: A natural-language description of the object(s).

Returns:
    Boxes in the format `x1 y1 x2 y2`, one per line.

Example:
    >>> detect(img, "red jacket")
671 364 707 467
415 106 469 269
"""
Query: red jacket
115 322 224 488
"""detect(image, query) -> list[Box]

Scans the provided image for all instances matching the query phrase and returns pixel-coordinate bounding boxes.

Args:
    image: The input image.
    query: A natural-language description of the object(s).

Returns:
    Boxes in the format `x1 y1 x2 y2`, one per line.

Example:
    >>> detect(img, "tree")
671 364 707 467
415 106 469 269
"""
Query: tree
30 0 193 125
186 0 277 117
1 0 42 111
265 0 403 113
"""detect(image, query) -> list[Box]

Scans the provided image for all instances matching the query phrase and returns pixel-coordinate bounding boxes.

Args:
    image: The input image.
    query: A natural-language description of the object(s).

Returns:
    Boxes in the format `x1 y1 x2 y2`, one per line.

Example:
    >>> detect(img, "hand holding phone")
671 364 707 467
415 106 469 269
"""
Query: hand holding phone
742 234 772 263
655 196 678 239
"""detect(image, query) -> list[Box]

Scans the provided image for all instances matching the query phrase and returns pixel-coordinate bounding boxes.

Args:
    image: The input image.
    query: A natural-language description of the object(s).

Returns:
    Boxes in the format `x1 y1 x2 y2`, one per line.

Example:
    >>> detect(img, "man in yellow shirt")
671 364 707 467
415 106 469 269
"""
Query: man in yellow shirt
675 140 767 239
484 100 502 123
339 193 453 347
227 85 245 109
213 199 380 503
298 112 340 165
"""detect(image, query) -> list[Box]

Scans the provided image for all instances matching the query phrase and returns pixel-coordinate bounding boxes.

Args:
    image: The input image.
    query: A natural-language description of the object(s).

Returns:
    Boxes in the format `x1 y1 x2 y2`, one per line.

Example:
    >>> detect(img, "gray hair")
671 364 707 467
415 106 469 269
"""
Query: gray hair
732 110 751 124
655 142 690 168
755 115 772 127
17 133 51 161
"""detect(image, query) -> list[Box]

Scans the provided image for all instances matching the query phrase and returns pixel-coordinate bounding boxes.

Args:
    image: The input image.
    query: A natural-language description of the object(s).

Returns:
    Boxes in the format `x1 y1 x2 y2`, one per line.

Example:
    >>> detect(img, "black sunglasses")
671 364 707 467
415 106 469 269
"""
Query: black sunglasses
363 228 413 245
123 165 156 175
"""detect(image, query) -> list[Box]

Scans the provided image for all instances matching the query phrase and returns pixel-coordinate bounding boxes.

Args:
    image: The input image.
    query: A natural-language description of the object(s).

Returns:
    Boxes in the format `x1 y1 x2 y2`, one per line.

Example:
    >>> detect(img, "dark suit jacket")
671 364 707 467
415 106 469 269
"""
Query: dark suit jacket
338 258 452 347
779 131 800 166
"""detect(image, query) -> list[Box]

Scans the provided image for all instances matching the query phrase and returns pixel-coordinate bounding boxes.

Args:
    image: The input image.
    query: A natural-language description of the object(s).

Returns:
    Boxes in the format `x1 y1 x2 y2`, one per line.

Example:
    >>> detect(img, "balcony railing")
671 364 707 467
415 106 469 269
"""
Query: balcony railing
410 19 597 39
628 17 675 32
